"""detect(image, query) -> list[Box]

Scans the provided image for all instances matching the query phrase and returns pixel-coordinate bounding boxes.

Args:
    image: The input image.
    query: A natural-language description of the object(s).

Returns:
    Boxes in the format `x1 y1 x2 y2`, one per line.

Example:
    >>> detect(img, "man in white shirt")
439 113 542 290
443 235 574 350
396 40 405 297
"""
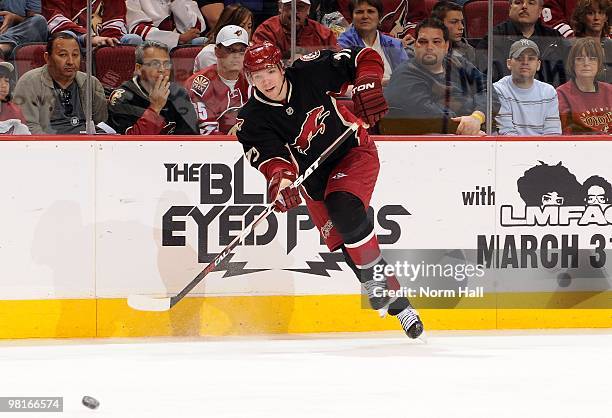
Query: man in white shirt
494 38 561 135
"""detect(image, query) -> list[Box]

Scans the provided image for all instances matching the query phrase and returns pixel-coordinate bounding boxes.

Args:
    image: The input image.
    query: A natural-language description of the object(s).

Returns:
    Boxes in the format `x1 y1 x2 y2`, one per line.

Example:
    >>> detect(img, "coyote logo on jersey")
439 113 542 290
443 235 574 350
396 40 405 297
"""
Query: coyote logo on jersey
293 106 330 155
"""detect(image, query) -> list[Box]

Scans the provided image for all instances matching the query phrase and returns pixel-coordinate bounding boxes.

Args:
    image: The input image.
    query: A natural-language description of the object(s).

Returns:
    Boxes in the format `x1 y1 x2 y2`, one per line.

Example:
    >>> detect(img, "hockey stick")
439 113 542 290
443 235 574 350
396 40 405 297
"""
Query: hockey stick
127 121 361 311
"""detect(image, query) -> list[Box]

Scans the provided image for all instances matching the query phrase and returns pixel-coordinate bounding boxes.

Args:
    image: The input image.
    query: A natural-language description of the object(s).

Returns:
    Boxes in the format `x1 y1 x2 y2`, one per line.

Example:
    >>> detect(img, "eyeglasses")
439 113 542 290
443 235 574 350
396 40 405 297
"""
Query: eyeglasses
57 88 73 115
542 194 564 205
141 60 173 70
587 195 607 204
575 56 598 64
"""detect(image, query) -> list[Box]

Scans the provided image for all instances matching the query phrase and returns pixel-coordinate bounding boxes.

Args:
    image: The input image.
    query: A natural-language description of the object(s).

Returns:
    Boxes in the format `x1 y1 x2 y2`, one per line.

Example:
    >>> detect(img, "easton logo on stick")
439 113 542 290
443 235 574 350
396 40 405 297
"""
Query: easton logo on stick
292 106 330 155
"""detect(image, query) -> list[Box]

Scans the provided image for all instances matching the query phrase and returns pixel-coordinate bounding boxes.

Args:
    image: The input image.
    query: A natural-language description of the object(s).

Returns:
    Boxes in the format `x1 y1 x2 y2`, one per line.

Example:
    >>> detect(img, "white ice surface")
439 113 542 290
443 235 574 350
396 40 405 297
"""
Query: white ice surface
0 330 611 417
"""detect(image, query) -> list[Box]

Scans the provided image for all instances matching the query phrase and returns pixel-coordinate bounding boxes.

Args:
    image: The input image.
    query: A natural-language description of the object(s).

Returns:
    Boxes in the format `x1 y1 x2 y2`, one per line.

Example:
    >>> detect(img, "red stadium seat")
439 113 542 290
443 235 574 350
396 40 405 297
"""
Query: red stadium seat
13 43 47 78
13 42 88 79
463 0 509 39
170 45 203 84
94 45 137 94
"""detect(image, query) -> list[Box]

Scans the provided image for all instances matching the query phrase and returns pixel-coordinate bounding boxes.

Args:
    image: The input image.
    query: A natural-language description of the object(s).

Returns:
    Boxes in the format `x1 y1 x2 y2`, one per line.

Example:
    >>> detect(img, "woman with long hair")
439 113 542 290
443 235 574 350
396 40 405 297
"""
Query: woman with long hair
194 4 254 71
571 0 611 82
556 37 612 134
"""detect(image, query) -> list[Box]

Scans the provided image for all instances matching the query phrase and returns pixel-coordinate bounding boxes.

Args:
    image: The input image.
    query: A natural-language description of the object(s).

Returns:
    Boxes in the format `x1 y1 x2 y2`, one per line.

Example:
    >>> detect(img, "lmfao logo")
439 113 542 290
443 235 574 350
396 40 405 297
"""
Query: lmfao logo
500 161 612 227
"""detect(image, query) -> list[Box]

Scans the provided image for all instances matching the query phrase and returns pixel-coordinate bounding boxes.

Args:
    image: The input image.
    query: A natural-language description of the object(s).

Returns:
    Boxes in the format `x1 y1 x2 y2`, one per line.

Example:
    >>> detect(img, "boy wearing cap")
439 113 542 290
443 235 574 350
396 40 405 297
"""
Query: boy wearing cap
494 38 562 135
252 0 337 60
184 25 252 135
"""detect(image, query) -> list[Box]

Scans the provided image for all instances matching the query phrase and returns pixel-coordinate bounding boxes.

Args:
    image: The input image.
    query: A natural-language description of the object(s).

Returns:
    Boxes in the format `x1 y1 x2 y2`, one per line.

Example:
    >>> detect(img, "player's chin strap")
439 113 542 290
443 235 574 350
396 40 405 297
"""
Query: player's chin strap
127 121 364 312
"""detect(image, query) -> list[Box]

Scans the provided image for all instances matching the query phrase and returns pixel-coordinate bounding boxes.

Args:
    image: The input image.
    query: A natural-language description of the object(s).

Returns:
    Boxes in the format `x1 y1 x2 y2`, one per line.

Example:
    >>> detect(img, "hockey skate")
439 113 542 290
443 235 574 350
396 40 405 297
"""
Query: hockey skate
361 278 396 310
396 307 424 339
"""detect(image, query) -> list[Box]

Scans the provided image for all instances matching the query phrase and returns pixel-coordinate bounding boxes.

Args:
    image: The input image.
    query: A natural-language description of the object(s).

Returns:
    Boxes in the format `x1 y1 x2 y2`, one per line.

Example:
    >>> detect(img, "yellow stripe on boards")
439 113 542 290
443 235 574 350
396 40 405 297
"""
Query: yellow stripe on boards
0 299 96 339
0 293 611 339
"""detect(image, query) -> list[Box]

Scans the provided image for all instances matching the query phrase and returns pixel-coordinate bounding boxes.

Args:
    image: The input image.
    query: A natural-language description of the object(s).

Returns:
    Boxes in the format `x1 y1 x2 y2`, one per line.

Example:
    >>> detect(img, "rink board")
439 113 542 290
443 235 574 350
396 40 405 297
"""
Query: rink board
1 135 612 338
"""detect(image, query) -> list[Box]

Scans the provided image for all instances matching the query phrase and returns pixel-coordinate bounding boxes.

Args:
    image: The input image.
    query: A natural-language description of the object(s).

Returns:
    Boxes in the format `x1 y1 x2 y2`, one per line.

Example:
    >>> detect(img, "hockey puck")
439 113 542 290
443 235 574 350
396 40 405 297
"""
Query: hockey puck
557 272 572 288
82 396 100 410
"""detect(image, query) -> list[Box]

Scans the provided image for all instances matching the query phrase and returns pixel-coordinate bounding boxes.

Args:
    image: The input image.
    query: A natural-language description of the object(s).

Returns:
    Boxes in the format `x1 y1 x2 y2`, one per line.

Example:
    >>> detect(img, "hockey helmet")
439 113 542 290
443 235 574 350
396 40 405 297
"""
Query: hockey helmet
243 42 283 75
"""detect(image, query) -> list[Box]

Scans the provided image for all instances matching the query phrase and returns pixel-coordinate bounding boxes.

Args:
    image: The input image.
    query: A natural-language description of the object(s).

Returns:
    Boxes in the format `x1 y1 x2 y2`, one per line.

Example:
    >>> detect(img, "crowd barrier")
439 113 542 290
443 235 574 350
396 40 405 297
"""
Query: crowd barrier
1 134 611 339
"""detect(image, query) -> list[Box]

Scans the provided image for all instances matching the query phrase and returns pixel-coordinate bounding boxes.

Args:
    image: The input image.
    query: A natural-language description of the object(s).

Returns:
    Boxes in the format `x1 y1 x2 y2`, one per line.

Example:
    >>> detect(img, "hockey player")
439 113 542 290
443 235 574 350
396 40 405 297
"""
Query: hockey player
235 42 424 338
184 25 252 135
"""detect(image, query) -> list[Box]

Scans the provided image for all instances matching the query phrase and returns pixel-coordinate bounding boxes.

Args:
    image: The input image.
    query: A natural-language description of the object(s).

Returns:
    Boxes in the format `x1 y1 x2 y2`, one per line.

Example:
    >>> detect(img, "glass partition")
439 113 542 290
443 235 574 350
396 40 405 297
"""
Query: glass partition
2 0 609 137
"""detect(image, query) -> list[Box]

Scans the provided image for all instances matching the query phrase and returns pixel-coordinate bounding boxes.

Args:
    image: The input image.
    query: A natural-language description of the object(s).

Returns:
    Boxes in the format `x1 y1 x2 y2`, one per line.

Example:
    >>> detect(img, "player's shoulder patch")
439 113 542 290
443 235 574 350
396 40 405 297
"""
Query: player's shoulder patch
190 74 210 98
332 49 352 61
299 50 321 61
109 88 126 106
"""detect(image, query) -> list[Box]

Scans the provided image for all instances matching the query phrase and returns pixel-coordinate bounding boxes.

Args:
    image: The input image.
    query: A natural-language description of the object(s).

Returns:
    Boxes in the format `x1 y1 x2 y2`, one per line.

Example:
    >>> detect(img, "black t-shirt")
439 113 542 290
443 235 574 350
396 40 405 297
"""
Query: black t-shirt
49 81 86 134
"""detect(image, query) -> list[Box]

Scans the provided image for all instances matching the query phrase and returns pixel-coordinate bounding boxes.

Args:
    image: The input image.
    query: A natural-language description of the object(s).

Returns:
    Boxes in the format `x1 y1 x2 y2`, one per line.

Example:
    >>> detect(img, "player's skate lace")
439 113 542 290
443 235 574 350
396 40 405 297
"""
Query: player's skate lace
362 279 391 310
397 307 424 339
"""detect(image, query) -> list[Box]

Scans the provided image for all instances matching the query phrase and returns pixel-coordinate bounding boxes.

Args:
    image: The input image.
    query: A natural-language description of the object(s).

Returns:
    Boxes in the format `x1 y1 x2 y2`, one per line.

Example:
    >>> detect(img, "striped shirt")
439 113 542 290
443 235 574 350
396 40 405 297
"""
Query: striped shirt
494 75 562 135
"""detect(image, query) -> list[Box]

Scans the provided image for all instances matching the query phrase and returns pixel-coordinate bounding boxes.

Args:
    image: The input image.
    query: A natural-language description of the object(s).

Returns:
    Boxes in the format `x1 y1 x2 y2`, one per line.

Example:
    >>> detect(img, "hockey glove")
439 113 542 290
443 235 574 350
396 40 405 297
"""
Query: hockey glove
352 75 388 127
268 170 302 212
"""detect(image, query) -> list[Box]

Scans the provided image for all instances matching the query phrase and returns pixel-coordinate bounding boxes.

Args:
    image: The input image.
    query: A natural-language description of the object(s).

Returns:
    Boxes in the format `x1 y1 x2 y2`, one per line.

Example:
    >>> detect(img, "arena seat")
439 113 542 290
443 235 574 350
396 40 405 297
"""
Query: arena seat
94 45 137 96
13 43 47 78
463 0 509 39
170 45 204 84
13 42 88 79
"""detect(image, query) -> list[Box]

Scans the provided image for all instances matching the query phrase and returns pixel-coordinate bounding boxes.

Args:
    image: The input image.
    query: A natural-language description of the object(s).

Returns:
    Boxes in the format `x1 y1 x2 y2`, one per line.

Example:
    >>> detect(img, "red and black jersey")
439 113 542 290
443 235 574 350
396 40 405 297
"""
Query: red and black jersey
108 77 199 135
236 48 371 201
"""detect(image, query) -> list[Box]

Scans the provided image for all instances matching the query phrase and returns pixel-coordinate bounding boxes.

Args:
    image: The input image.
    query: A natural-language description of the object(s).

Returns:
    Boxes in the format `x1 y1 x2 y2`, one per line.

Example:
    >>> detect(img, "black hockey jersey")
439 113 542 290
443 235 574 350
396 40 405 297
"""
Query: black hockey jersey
236 48 369 201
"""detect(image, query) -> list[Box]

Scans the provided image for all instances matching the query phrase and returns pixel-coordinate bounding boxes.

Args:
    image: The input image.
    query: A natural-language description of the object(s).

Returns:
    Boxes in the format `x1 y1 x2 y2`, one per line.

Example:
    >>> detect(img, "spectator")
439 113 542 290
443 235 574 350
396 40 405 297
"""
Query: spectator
186 25 251 135
338 0 407 84
494 39 562 135
384 18 497 135
431 0 475 63
557 37 611 134
571 0 611 82
541 0 578 38
252 0 337 60
194 4 254 71
337 0 429 42
13 32 107 134
196 0 224 29
0 61 29 134
108 40 198 135
475 0 569 87
126 0 207 49
0 0 47 58
44 0 141 47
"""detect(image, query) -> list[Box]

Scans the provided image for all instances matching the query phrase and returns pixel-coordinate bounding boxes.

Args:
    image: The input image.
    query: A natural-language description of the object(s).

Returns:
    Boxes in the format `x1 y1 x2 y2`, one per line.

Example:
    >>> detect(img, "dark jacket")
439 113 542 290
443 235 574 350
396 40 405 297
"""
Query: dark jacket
108 77 198 135
475 20 570 87
383 56 500 134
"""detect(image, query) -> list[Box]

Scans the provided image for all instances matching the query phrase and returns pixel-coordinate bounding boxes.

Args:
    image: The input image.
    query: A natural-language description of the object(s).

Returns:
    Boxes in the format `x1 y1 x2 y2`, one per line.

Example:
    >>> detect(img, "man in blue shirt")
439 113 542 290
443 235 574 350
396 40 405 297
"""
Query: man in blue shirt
0 0 48 58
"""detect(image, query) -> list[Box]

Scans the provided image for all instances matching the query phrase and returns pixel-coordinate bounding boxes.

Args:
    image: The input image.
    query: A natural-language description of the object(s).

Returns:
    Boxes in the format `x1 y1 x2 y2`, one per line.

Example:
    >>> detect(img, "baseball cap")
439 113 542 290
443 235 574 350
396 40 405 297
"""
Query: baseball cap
0 61 14 72
216 25 249 47
509 39 540 59
280 0 311 4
